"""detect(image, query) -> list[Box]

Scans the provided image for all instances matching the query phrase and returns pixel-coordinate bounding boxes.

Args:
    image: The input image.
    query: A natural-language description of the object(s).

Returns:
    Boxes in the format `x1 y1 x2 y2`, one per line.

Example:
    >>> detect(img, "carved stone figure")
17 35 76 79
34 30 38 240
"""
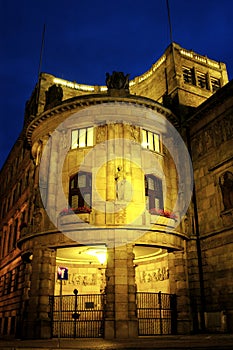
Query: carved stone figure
44 84 63 110
35 140 43 166
96 125 106 143
219 171 233 210
131 125 140 142
106 71 130 90
115 166 124 200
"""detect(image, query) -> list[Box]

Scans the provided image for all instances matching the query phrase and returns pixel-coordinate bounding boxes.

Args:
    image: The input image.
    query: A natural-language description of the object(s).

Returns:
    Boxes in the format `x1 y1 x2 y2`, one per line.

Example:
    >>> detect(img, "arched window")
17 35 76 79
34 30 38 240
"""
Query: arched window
145 174 163 211
69 171 92 211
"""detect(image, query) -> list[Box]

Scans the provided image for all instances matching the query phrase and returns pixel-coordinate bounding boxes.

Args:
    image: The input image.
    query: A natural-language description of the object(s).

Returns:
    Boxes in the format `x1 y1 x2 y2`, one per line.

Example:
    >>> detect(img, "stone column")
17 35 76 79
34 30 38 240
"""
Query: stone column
104 242 138 339
168 248 192 334
24 246 56 338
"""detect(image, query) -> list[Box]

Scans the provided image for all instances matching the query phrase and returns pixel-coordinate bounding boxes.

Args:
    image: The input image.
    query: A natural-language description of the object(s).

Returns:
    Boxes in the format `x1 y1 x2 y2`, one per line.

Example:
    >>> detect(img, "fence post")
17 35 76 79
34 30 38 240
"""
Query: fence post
158 291 163 335
73 289 79 338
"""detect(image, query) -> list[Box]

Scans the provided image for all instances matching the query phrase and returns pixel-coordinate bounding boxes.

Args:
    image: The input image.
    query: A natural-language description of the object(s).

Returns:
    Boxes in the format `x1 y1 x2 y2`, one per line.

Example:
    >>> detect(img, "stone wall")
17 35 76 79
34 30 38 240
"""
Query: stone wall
189 80 233 332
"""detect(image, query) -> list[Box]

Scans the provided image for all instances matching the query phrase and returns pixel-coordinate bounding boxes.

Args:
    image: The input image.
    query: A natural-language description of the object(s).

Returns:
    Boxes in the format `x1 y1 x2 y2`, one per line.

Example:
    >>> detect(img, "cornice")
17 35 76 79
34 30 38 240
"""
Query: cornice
26 93 178 145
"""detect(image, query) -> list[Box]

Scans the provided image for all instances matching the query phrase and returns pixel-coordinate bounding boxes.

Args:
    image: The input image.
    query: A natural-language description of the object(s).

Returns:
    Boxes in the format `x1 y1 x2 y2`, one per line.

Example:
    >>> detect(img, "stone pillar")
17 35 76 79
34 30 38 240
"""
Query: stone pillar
168 248 192 334
24 246 56 338
104 243 138 339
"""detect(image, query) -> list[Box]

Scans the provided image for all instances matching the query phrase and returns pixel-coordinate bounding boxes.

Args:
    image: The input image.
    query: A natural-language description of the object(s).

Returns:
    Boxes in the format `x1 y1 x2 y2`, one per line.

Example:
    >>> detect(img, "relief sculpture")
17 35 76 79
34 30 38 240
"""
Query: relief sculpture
139 267 169 283
219 171 233 210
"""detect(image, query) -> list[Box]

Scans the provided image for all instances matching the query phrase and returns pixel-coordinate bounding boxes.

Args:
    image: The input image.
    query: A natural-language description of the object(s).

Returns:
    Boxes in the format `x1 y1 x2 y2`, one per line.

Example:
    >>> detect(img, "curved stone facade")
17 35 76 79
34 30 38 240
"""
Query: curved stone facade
1 43 232 339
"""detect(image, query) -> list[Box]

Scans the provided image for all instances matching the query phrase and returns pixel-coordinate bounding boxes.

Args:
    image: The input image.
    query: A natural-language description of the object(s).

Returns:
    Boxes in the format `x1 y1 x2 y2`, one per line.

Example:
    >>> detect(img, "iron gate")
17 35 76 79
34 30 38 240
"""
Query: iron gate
49 292 105 338
50 291 176 337
136 292 177 335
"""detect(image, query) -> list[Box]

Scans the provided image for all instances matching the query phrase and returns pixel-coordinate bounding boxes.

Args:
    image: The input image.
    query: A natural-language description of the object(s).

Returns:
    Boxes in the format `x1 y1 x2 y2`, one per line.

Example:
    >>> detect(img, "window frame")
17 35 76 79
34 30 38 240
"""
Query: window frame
196 71 208 89
71 127 94 149
182 66 195 85
69 171 92 211
210 76 221 92
145 174 164 211
141 129 161 153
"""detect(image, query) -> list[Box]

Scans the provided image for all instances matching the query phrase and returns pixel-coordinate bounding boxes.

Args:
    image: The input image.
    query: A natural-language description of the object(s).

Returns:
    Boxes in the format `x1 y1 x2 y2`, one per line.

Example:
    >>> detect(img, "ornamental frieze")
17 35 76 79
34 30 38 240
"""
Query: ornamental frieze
191 112 233 159
56 272 105 286
138 267 169 283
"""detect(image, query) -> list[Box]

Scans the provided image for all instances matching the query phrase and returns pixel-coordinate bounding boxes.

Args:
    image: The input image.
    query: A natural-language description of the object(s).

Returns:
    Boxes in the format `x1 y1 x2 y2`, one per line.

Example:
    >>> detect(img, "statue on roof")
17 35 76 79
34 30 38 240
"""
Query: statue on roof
106 71 130 91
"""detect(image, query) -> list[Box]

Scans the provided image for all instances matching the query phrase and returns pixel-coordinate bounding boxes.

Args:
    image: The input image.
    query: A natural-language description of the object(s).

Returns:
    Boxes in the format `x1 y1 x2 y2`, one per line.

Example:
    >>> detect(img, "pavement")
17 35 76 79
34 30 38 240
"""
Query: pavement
1 334 233 350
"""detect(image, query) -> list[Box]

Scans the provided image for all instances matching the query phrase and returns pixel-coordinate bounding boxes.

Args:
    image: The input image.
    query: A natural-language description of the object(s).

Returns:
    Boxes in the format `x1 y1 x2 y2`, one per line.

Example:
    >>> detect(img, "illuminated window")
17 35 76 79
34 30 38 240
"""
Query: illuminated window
196 71 208 89
211 77 221 92
145 174 163 210
69 172 92 211
71 127 94 149
141 129 160 152
182 66 195 84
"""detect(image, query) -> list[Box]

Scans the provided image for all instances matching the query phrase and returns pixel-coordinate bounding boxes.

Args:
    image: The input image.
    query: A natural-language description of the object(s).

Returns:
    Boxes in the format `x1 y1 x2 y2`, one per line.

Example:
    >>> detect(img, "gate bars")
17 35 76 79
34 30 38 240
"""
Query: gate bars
137 292 177 335
49 291 177 337
49 292 104 338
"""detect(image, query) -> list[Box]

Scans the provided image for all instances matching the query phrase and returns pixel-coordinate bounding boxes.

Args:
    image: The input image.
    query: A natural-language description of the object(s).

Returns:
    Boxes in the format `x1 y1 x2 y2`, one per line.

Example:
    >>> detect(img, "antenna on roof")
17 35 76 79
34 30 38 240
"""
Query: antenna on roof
38 23 46 78
35 24 46 115
166 0 173 43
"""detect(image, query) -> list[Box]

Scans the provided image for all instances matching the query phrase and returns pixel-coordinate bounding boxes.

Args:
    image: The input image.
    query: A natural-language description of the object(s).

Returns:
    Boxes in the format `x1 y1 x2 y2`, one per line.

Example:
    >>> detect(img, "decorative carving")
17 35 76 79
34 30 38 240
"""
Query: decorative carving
131 125 140 142
219 171 233 210
115 208 126 224
56 273 100 286
96 125 106 144
35 140 43 166
191 112 233 159
138 267 169 283
106 71 130 90
33 211 42 233
44 84 63 110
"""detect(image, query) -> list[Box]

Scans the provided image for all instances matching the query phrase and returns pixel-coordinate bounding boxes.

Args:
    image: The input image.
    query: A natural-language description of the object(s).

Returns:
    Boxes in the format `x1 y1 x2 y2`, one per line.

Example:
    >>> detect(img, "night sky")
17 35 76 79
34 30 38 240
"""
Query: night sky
1 0 233 169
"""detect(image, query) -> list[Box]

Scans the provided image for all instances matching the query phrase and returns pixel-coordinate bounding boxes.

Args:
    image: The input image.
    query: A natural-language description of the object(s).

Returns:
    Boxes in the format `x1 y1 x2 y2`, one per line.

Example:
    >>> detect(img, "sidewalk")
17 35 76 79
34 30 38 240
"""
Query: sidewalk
1 334 233 350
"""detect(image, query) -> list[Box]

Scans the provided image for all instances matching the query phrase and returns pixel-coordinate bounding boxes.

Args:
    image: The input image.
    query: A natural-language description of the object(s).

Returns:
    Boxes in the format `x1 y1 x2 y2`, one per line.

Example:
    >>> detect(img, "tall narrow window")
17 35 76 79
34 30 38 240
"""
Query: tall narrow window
196 71 208 89
71 127 94 149
210 77 221 92
69 172 92 211
182 66 195 84
145 174 163 210
141 130 160 152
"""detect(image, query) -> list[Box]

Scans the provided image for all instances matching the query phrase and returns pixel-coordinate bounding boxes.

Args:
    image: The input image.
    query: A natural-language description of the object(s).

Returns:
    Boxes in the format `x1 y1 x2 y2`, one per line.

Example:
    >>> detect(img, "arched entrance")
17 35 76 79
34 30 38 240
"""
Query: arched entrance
50 245 177 337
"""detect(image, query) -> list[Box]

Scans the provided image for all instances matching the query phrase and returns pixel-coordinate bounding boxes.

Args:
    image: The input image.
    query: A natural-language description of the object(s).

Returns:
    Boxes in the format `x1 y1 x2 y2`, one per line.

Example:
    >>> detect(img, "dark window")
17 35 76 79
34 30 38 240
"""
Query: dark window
183 67 195 84
211 77 221 92
10 316 15 335
3 318 8 335
13 267 19 292
145 175 163 210
12 219 18 248
69 172 92 210
6 271 12 294
7 225 13 253
196 71 208 89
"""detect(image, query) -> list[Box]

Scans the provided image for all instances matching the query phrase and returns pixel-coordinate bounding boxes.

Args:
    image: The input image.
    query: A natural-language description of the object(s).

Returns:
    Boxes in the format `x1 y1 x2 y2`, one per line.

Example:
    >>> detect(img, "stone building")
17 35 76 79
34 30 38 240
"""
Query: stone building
0 42 233 339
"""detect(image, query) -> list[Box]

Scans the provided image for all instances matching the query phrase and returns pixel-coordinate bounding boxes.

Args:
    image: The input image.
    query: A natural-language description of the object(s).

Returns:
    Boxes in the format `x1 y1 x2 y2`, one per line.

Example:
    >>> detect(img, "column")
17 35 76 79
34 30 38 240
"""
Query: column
104 242 138 339
168 249 192 334
24 246 56 338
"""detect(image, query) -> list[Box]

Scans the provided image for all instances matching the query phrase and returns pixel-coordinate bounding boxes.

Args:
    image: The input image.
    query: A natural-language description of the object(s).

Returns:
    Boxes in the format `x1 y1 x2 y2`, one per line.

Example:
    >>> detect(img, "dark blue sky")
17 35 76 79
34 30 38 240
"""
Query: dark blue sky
1 0 233 169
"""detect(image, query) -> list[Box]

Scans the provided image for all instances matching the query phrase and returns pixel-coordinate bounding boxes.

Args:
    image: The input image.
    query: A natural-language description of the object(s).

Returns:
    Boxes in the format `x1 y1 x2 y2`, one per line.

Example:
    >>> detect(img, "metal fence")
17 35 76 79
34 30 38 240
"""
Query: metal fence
49 291 177 337
49 292 104 338
136 292 177 335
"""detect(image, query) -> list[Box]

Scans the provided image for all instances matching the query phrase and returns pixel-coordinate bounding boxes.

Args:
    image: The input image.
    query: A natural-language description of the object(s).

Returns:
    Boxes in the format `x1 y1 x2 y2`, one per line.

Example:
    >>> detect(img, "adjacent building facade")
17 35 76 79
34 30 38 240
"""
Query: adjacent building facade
0 42 233 339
